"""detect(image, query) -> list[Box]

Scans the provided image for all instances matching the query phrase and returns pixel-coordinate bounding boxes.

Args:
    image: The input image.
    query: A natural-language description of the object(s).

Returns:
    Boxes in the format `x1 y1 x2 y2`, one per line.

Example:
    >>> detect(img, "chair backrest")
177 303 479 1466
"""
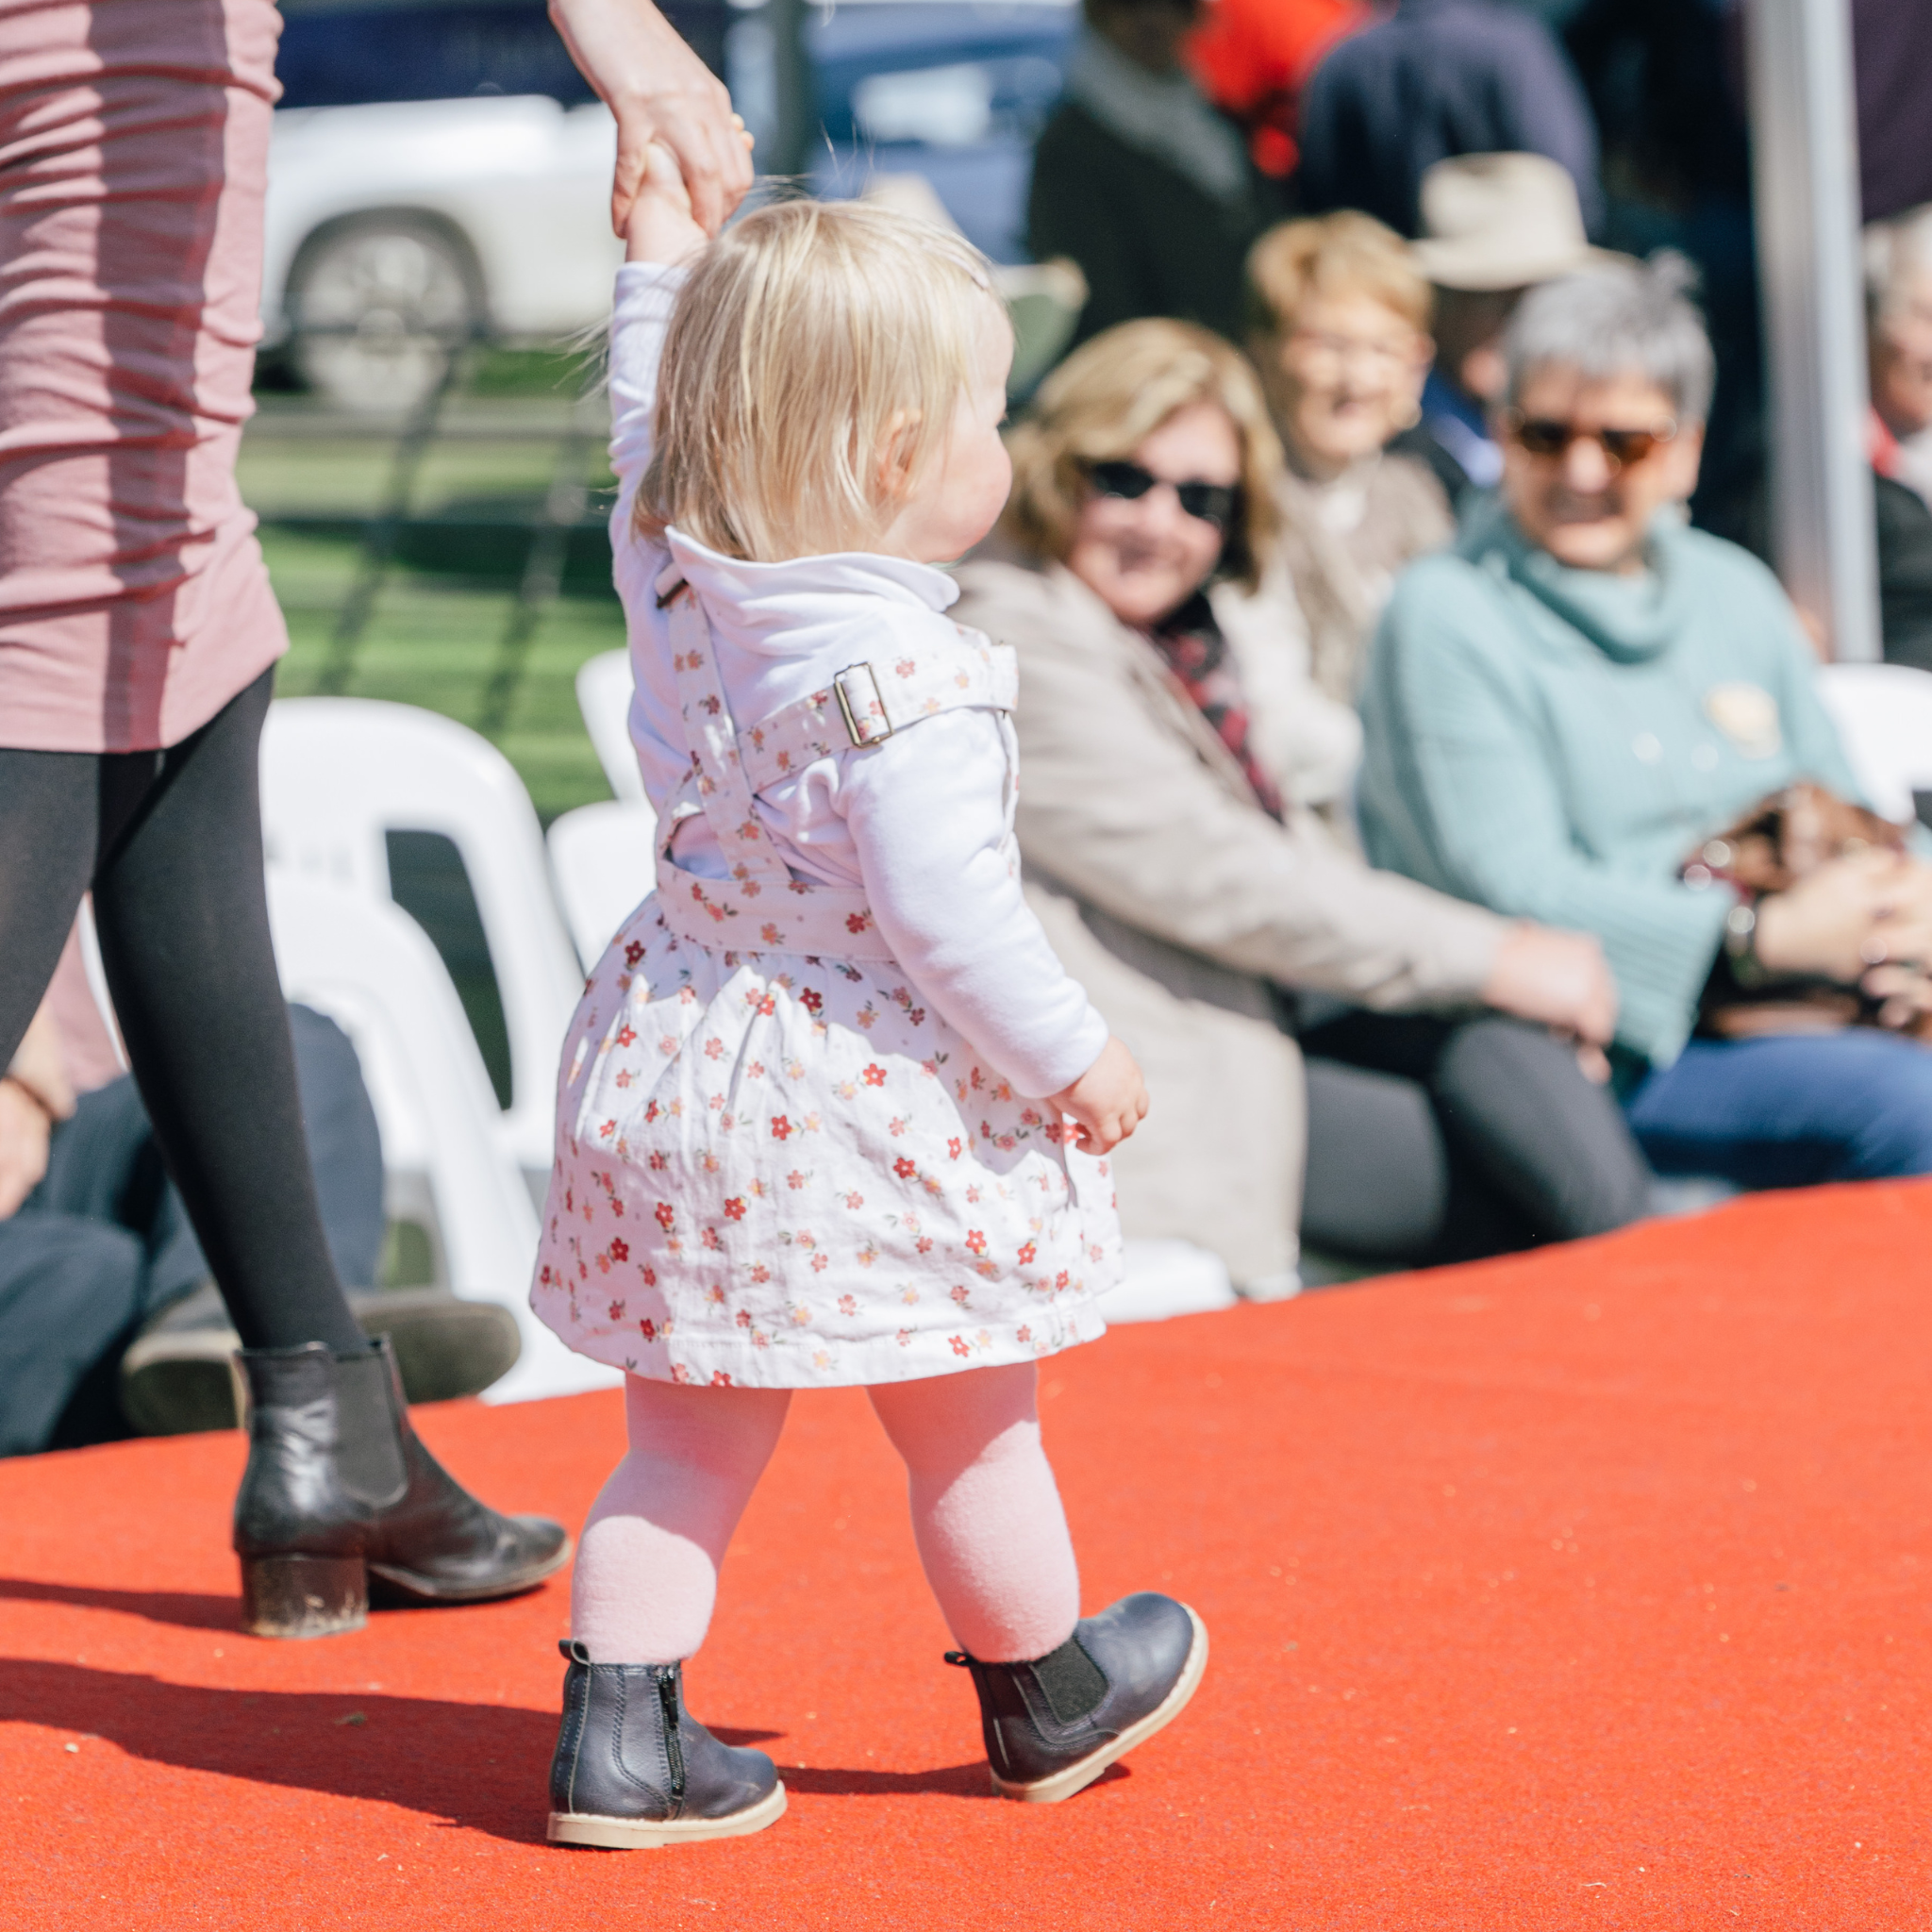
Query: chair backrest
575 648 646 804
73 897 128 1072
259 698 582 1177
546 799 658 969
1817 661 1932 823
265 873 619 1403
1099 1240 1239 1324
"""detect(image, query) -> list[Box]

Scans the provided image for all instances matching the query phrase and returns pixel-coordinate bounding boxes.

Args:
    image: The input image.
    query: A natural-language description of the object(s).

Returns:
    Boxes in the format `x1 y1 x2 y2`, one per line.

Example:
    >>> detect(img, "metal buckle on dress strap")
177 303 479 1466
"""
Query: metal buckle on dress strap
832 662 893 747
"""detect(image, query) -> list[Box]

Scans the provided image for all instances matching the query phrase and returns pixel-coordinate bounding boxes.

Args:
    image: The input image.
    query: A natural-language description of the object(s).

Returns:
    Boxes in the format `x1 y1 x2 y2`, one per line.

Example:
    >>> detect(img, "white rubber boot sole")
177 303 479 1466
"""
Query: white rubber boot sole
547 1781 788 1849
990 1605 1208 1804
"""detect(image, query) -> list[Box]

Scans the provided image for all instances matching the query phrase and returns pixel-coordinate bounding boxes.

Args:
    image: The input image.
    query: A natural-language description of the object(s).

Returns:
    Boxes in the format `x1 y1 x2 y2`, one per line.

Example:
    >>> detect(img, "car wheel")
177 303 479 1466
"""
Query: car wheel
287 214 483 414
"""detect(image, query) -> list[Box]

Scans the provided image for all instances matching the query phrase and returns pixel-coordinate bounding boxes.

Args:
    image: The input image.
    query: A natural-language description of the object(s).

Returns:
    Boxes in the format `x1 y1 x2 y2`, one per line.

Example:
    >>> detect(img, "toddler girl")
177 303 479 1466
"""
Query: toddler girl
535 148 1207 1849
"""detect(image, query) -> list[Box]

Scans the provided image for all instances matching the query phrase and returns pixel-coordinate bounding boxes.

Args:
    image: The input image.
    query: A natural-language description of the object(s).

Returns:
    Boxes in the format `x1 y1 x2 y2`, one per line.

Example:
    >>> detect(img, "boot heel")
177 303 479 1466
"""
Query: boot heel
241 1554 368 1639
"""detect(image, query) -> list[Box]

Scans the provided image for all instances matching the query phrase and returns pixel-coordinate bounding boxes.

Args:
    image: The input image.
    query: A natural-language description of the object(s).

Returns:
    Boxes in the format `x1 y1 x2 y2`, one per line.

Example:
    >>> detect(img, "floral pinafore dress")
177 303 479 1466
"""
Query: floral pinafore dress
531 575 1120 1389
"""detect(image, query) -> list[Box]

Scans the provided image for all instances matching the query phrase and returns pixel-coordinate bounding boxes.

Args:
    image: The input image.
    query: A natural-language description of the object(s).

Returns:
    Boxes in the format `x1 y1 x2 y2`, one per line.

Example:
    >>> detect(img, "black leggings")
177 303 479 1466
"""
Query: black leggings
0 671 364 1353
1299 1008 1653 1268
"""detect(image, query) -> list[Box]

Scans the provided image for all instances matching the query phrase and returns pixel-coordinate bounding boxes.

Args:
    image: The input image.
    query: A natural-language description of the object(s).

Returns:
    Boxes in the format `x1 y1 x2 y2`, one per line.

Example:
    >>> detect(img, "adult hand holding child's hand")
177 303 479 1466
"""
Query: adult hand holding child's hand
1048 1037 1149 1155
548 0 754 238
622 139 712 264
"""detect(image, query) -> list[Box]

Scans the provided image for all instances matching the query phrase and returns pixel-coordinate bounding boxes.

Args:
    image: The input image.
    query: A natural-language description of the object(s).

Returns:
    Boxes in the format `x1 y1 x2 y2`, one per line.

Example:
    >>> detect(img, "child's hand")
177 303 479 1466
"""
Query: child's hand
623 137 715 266
1047 1037 1148 1155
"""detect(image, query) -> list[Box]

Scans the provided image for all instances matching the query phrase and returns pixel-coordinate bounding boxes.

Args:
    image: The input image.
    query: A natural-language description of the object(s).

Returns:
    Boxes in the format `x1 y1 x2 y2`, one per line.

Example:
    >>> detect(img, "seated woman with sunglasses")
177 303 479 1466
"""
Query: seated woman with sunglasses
1359 254 1932 1189
952 318 1652 1291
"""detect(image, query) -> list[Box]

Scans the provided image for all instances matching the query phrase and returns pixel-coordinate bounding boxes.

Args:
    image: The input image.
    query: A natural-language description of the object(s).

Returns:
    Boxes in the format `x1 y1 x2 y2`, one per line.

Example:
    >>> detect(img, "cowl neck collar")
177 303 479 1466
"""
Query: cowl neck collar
1458 493 1692 664
665 526 958 657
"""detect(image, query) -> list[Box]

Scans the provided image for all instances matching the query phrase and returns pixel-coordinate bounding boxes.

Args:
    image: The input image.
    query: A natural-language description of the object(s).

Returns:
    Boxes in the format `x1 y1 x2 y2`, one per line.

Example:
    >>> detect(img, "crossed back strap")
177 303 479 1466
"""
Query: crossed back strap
653 575 1016 959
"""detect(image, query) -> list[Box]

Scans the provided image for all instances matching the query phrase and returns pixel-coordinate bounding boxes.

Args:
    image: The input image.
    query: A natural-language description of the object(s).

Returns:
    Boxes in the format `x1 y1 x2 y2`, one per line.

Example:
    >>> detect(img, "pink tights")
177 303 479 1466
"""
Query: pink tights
571 1361 1080 1665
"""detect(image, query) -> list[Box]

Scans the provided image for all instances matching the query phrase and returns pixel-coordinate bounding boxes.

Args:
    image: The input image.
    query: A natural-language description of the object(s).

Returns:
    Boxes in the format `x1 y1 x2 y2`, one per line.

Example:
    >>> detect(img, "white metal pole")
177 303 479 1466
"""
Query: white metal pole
1745 0 1880 661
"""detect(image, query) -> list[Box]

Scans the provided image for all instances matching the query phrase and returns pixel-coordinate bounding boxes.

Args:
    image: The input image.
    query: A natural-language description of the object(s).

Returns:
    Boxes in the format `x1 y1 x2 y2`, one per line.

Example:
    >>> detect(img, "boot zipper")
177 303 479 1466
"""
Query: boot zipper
982 1661 1013 1774
658 1673 687 1810
946 1650 1015 1774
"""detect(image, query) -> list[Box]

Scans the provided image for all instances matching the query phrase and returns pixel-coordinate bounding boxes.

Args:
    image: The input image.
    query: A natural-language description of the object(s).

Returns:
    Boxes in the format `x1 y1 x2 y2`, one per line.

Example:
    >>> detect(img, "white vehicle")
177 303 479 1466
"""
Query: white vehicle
262 94 623 412
261 20 1086 416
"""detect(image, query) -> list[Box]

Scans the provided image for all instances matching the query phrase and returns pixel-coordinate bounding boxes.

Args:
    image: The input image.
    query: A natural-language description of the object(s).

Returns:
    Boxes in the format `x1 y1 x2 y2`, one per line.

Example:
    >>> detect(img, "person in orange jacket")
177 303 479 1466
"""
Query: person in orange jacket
1186 0 1369 178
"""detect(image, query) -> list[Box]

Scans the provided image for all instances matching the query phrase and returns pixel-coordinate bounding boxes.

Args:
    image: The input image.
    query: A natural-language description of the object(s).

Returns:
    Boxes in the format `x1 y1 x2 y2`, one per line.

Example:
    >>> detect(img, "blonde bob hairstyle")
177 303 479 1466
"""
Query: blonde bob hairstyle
637 198 1008 562
1245 209 1433 341
1002 319 1282 593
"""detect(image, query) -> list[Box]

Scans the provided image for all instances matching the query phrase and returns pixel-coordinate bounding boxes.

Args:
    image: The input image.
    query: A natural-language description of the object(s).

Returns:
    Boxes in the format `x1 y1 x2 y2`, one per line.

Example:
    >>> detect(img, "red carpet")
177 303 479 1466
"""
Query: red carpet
4 1183 1930 1928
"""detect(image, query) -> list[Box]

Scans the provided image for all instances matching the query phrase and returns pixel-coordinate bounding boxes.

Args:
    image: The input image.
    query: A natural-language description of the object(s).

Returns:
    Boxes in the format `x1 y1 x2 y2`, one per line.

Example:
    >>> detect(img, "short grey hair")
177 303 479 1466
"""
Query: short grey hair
1503 251 1715 425
1863 204 1932 327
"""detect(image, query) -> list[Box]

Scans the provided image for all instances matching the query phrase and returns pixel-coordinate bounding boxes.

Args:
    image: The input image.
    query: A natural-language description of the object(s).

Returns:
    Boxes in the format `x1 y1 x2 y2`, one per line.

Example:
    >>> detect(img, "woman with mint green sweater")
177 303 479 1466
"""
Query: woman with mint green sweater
1360 255 1932 1187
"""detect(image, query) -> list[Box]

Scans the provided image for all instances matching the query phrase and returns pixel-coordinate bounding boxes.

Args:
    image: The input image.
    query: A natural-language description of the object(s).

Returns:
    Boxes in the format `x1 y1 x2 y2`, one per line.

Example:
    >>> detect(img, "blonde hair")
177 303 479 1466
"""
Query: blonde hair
1002 319 1281 592
1245 210 1433 341
636 199 1007 562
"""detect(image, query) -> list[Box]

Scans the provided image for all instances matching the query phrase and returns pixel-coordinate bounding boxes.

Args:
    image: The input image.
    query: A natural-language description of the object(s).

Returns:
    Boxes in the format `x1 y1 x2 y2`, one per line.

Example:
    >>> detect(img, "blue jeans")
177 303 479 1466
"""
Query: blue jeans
1624 1031 1932 1186
0 1004 383 1457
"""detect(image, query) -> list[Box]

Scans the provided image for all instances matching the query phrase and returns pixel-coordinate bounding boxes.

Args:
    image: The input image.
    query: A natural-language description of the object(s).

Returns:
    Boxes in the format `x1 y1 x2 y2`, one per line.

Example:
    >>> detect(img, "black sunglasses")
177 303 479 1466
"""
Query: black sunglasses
1503 410 1677 470
1086 459 1240 531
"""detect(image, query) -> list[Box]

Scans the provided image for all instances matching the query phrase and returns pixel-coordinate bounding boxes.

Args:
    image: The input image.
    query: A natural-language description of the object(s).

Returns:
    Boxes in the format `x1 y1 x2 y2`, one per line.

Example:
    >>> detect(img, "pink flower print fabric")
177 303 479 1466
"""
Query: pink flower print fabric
532 901 1118 1389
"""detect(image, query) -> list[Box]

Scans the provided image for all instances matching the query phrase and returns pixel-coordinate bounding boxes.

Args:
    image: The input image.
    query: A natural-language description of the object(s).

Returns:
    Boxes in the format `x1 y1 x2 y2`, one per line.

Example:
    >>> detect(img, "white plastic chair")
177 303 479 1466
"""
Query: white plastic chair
1817 660 1932 824
575 648 645 804
259 698 583 1180
73 895 128 1072
265 873 620 1403
546 798 658 969
1097 1241 1243 1324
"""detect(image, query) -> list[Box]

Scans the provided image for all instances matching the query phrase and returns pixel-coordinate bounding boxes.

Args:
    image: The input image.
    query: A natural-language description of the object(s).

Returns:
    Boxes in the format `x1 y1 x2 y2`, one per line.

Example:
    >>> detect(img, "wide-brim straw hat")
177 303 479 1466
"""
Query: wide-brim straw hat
1410 152 1627 292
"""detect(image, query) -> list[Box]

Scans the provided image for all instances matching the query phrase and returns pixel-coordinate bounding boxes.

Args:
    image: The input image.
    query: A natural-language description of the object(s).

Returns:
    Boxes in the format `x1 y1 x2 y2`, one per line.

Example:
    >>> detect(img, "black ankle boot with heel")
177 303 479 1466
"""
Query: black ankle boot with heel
232 1338 570 1639
946 1591 1208 1802
547 1642 787 1848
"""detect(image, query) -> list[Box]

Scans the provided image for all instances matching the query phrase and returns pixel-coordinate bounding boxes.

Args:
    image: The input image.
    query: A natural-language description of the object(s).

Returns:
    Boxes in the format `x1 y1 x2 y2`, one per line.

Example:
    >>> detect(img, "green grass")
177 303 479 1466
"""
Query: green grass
263 527 625 823
244 382 626 824
240 429 614 524
466 344 602 398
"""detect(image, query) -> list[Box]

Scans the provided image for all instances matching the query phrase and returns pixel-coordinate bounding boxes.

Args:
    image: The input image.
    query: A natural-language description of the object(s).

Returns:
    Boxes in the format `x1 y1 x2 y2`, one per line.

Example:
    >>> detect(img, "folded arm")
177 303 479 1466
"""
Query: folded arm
1360 592 1730 1065
996 583 1507 1009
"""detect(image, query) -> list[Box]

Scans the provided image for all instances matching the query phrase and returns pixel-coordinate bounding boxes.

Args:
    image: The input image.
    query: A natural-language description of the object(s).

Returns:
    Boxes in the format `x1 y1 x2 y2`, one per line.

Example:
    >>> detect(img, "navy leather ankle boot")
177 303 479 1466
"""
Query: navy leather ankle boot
946 1592 1208 1802
547 1642 787 1848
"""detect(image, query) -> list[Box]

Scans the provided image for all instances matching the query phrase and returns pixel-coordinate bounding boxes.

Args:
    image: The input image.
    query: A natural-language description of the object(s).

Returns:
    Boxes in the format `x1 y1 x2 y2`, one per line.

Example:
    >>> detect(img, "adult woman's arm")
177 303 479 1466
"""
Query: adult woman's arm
965 563 1509 1012
549 0 753 236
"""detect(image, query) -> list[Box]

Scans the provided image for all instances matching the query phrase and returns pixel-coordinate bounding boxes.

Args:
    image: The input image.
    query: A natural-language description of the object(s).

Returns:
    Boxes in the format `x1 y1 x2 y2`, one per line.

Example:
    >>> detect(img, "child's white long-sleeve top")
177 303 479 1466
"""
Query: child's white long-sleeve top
608 262 1107 1101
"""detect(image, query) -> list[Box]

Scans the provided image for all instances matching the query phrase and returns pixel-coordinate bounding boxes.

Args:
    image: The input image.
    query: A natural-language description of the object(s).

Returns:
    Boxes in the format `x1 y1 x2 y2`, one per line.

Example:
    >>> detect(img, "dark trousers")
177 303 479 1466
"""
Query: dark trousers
1299 1009 1653 1268
0 1006 385 1456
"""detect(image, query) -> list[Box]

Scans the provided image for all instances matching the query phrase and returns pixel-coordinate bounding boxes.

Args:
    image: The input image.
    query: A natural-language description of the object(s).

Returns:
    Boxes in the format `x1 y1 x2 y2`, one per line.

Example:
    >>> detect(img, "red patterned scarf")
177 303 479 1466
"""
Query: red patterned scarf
1147 592 1285 821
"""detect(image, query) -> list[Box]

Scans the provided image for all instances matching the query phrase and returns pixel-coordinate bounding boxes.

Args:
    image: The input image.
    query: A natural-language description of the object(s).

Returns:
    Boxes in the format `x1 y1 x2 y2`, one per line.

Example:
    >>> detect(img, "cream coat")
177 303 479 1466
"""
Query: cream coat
951 556 1508 1289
